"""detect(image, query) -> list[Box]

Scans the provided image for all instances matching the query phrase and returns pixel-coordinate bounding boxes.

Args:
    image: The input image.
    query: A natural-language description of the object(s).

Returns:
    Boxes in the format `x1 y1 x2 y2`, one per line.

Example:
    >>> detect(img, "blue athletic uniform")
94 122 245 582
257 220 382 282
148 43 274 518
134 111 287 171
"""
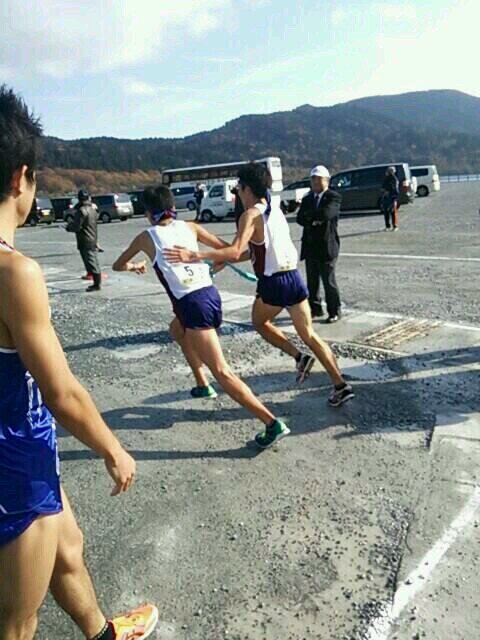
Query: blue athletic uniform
0 349 62 547
0 240 62 547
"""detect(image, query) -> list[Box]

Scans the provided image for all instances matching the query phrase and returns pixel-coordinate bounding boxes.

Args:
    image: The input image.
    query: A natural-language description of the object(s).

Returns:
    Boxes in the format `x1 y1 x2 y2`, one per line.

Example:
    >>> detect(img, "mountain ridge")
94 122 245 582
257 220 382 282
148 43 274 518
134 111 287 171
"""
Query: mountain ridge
40 89 480 176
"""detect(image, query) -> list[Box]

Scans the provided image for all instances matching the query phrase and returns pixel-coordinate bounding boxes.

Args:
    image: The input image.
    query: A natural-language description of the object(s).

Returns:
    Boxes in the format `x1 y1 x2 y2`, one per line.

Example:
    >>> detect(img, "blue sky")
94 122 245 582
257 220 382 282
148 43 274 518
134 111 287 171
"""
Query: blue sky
1 0 479 140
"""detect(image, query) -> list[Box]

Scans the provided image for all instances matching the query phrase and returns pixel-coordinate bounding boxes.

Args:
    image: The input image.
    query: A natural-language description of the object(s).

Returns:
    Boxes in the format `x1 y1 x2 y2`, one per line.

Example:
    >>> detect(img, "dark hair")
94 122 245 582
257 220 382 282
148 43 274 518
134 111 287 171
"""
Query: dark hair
0 85 43 203
143 185 175 212
237 162 272 198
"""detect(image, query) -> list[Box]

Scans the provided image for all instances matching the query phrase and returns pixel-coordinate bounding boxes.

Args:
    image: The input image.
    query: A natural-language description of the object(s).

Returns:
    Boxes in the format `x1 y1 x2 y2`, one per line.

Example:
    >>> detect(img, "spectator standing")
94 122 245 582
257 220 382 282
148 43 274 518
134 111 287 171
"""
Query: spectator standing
194 182 205 222
66 189 102 292
297 165 342 323
381 166 400 231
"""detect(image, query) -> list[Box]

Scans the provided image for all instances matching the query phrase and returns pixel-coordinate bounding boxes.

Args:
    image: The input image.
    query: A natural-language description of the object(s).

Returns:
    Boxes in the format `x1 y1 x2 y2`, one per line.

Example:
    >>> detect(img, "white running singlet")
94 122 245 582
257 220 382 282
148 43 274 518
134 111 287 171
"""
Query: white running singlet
147 221 212 299
249 202 298 277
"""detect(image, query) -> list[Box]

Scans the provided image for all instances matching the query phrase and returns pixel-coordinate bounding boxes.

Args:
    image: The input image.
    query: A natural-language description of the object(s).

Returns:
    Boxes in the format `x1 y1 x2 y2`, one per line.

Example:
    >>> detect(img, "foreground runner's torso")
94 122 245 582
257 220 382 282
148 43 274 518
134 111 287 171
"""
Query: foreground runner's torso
0 238 62 522
248 202 299 278
147 220 213 300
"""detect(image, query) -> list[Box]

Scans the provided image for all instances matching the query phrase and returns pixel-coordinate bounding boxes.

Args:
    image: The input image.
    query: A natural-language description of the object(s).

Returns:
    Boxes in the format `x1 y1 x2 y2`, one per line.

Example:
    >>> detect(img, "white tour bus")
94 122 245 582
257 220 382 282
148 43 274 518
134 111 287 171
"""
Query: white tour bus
161 157 283 194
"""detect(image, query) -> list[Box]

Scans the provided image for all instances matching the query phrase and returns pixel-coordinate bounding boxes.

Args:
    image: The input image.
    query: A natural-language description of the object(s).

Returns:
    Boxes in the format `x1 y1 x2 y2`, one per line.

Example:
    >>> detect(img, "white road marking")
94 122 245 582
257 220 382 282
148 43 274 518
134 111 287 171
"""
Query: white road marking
112 345 163 360
365 486 480 640
17 240 73 245
42 266 67 276
342 252 480 263
46 278 83 286
366 310 480 333
220 297 480 334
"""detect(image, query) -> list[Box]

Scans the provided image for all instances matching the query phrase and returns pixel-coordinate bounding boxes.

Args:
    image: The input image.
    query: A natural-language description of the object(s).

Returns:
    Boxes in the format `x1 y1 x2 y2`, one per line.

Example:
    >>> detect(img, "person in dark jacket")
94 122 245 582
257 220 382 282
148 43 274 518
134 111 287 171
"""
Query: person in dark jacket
381 166 400 231
297 165 342 323
194 183 205 222
66 189 102 292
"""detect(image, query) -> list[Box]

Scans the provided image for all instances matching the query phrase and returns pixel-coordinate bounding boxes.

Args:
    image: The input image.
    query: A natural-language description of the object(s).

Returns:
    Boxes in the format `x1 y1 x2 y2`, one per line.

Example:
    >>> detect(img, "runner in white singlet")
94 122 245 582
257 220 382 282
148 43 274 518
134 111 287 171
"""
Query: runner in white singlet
113 185 289 446
165 163 354 448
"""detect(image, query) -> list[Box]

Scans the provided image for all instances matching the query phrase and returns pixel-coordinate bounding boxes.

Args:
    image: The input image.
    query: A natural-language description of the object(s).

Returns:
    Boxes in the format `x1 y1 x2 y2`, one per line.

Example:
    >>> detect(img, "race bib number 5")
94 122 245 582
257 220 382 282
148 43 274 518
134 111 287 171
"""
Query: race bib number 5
171 264 202 285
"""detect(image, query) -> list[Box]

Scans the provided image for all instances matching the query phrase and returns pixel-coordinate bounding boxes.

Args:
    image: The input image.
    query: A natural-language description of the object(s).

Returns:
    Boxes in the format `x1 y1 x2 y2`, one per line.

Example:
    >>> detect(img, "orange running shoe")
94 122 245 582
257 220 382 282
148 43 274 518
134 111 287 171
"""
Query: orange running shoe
110 604 159 640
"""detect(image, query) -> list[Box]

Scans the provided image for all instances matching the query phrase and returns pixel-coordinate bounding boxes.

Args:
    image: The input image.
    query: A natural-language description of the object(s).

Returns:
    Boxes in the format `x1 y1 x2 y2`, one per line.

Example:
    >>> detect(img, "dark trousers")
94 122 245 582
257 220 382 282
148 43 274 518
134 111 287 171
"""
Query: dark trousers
305 257 341 317
383 198 399 228
79 247 101 287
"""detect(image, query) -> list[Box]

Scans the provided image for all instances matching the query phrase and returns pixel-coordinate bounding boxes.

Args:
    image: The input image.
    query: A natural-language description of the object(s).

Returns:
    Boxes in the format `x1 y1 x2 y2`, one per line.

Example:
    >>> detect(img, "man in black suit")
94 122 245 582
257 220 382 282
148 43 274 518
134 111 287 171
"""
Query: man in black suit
297 165 342 323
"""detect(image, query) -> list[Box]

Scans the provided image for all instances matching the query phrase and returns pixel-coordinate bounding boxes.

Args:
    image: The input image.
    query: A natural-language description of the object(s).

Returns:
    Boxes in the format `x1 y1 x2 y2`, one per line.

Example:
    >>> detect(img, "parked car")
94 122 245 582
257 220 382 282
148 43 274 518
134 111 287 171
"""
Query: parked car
329 163 415 211
280 178 310 213
25 197 55 226
91 193 134 223
51 196 76 221
171 186 197 211
201 181 237 222
410 165 440 197
128 190 147 216
63 198 99 223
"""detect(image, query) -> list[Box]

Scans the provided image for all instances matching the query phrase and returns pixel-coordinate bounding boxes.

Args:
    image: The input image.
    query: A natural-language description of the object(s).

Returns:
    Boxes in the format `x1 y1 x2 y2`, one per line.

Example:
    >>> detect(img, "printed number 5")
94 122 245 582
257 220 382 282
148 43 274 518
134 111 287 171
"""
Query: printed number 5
184 266 194 277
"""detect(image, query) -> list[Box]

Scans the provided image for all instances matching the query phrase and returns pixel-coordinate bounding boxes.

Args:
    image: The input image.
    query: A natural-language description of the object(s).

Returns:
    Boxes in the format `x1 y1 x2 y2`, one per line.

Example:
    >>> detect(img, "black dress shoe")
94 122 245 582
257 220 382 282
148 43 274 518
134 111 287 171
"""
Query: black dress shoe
311 308 324 318
326 314 340 323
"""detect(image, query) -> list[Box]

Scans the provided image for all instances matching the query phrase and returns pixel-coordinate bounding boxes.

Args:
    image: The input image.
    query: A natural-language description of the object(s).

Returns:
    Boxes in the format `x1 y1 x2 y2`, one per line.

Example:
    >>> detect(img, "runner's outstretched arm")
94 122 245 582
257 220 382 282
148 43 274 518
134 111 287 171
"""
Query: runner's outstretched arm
164 210 256 264
190 224 250 264
112 231 154 273
1 255 135 495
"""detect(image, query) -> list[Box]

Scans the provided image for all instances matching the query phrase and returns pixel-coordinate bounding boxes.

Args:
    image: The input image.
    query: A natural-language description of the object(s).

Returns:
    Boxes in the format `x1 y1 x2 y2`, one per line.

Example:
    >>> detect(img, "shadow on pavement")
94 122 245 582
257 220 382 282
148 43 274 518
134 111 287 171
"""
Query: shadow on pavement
58 345 478 458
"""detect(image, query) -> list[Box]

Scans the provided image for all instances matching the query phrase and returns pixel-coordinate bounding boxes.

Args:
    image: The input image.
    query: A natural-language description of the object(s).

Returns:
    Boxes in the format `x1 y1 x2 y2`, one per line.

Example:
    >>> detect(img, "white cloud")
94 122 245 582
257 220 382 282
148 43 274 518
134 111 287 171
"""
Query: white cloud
188 56 242 63
374 4 417 20
230 50 335 88
119 78 192 96
122 80 158 96
332 3 417 26
331 8 349 26
0 65 14 81
0 0 231 78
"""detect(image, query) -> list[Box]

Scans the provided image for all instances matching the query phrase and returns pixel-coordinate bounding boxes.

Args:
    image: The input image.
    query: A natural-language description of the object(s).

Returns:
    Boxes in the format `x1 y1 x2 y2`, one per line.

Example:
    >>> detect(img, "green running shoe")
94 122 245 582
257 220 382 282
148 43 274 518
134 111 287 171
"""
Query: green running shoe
255 419 290 449
190 385 217 399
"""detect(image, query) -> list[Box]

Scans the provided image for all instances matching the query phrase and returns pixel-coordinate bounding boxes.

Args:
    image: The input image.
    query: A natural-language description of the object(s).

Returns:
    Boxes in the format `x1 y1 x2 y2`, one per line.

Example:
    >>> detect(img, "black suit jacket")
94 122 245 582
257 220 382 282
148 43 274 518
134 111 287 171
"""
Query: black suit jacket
297 189 341 261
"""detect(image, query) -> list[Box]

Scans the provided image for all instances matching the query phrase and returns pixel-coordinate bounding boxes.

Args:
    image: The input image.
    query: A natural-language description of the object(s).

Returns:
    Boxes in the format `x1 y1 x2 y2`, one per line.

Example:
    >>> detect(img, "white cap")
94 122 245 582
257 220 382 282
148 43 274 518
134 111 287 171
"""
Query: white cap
310 165 330 178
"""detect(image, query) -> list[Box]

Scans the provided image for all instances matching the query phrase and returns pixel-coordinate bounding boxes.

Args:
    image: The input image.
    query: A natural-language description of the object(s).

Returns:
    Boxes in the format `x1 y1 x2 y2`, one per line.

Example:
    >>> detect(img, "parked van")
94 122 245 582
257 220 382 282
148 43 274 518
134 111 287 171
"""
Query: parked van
25 197 55 226
128 190 147 216
329 163 415 211
410 165 440 197
201 181 237 222
51 196 76 221
280 178 310 213
92 193 134 223
171 186 197 210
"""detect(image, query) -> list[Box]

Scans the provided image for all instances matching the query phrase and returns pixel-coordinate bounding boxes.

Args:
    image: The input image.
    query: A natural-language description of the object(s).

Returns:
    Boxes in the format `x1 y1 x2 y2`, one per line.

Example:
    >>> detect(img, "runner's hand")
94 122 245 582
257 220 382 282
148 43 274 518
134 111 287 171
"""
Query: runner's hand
104 448 136 496
163 246 198 263
212 262 225 273
132 260 147 274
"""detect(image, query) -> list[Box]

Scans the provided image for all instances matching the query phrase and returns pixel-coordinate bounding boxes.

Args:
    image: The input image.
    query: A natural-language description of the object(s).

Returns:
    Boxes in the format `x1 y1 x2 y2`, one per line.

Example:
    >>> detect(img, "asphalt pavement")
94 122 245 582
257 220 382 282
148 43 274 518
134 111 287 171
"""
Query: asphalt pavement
16 182 479 640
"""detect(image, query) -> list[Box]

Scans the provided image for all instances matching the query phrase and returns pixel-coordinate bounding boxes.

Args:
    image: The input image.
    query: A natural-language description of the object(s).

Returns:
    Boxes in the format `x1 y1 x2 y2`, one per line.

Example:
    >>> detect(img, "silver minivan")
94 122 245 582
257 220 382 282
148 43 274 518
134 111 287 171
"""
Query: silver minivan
410 165 440 197
330 163 415 211
92 193 134 223
171 186 197 210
